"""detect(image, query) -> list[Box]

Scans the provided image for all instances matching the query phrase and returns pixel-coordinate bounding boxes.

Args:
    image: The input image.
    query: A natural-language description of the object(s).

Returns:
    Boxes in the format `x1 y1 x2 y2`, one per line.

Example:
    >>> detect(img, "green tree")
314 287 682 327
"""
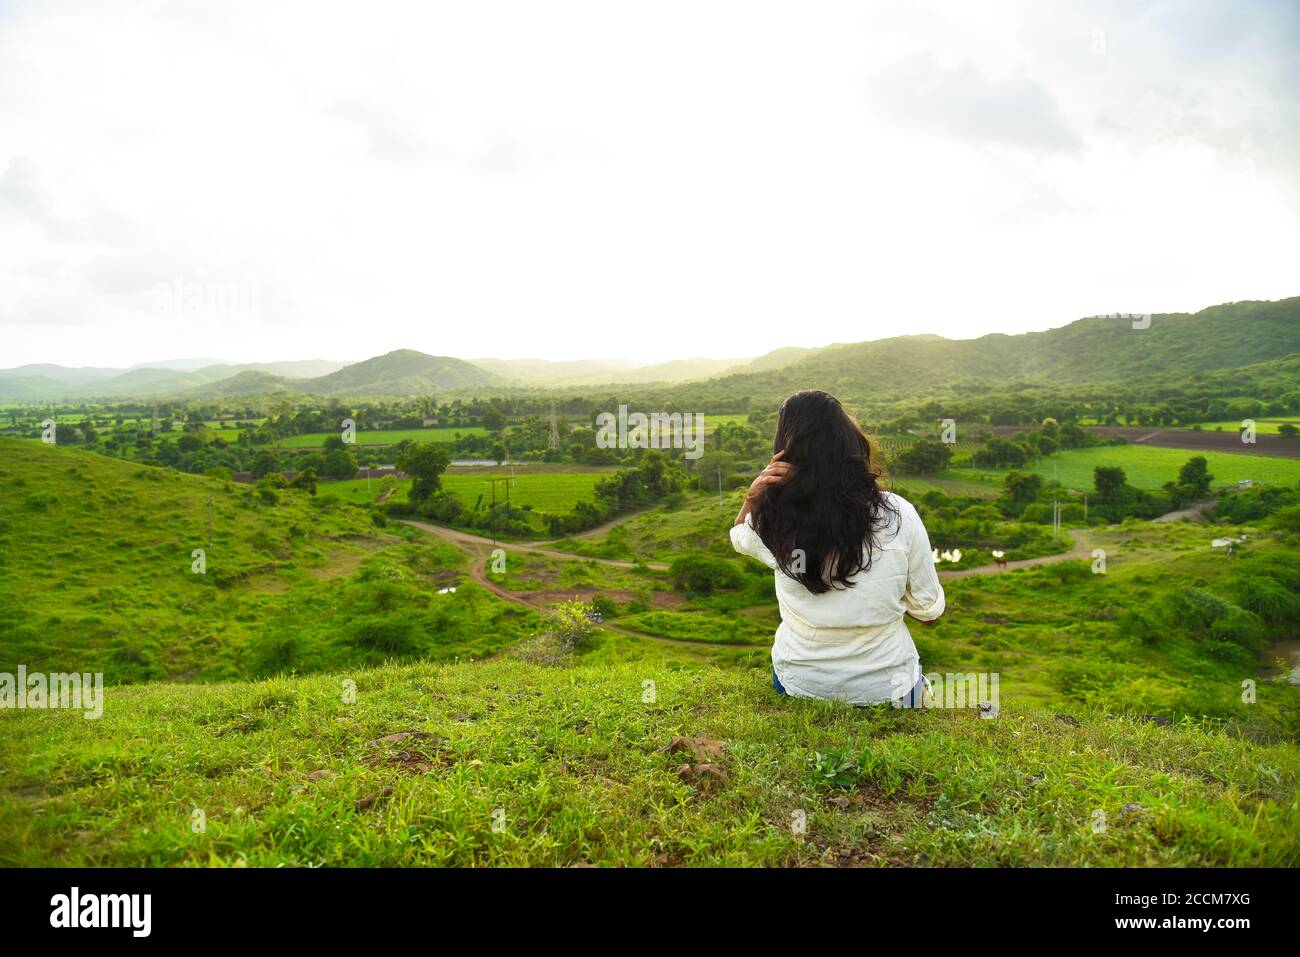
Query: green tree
893 439 953 474
251 451 279 479
290 467 318 495
1177 456 1214 497
1003 470 1043 503
1093 465 1127 500
322 448 358 479
398 442 452 502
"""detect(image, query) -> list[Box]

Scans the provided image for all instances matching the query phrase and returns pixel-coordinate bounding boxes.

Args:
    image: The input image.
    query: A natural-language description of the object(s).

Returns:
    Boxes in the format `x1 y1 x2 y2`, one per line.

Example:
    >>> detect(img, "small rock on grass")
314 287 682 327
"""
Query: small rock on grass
664 735 725 762
676 763 729 793
355 786 394 811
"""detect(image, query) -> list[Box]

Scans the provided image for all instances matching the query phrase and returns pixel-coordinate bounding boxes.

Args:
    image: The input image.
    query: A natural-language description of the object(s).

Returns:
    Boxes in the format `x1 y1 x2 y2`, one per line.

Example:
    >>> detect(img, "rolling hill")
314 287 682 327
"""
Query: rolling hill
635 296 1300 410
301 349 500 395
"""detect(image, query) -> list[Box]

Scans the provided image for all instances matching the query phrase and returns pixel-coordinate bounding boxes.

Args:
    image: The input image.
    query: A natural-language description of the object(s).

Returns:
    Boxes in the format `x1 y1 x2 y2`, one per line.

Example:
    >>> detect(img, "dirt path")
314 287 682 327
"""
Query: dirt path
400 516 1122 648
401 519 669 571
938 529 1092 580
1152 497 1215 523
401 518 745 650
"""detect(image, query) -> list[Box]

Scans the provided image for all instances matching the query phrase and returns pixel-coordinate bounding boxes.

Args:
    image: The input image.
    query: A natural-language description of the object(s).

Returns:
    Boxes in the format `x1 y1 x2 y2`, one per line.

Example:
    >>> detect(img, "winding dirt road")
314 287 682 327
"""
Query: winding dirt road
401 516 1106 650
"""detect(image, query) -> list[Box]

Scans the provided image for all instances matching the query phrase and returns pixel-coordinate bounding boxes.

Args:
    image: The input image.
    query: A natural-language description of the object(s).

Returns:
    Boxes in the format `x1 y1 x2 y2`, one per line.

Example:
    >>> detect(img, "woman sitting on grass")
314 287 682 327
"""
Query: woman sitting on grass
731 390 944 707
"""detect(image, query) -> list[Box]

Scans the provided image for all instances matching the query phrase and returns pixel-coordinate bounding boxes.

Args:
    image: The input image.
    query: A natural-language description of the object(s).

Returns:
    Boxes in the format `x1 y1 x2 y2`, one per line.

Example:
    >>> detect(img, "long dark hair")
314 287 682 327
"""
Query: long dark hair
752 390 899 594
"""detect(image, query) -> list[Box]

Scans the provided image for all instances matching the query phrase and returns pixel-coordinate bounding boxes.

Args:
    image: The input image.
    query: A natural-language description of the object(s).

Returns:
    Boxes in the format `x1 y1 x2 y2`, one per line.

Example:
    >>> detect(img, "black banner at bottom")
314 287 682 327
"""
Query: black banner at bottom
0 867 1283 943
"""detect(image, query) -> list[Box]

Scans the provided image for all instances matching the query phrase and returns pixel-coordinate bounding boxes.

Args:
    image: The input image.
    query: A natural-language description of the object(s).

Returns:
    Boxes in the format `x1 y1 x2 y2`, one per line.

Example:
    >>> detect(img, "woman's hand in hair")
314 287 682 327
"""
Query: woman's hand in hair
735 451 790 525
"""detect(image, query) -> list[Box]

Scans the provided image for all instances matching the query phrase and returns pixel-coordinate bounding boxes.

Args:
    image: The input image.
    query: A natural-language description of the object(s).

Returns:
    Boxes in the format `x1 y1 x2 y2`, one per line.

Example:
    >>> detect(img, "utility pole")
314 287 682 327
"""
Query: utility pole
717 468 723 508
489 477 512 545
548 403 559 450
207 495 213 549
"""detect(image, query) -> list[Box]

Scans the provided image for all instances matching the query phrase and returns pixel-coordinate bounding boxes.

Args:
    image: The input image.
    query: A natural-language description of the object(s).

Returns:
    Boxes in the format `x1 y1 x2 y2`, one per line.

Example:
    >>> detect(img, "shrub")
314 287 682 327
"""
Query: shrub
349 616 418 654
669 555 744 595
545 600 597 648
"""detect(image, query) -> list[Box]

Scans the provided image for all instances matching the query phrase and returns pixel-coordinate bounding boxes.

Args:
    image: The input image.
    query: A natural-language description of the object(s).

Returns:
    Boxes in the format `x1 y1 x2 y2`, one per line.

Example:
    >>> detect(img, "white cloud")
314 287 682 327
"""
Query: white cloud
0 0 1297 368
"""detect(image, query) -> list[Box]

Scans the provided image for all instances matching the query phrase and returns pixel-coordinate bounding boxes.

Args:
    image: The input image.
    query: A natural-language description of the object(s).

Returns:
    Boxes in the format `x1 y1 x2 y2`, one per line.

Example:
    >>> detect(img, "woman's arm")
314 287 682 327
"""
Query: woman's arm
735 451 789 526
902 504 946 622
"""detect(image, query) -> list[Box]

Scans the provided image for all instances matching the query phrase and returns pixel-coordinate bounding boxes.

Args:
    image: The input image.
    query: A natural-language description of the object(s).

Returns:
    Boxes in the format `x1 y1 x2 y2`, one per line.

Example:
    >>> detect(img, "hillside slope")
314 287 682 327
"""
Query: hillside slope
0 438 537 682
1 659 1296 866
304 349 499 395
648 296 1300 409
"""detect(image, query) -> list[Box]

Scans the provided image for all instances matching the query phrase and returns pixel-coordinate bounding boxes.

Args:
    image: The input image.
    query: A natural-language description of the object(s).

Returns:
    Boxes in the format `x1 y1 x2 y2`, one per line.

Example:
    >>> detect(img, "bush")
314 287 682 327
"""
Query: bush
669 555 744 595
349 616 418 654
540 600 597 650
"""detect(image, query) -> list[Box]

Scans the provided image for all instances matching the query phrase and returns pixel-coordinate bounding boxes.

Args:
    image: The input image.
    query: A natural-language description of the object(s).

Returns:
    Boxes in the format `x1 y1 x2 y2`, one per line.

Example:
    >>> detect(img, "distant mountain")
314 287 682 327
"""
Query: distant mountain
0 358 351 399
646 296 1300 409
127 357 233 372
0 375 70 400
193 359 350 380
723 346 824 375
0 364 123 386
473 355 749 386
302 349 499 395
184 370 297 397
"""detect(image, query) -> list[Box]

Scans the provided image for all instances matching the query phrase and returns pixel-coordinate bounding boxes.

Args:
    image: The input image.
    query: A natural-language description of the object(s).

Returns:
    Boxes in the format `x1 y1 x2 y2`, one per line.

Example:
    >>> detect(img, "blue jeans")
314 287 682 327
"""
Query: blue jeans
772 668 928 708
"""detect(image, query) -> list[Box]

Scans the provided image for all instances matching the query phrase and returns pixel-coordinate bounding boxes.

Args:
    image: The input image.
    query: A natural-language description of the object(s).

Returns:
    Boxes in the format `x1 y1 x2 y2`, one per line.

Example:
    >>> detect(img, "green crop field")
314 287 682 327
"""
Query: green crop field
439 470 609 513
324 469 614 512
1189 417 1300 435
952 444 1300 490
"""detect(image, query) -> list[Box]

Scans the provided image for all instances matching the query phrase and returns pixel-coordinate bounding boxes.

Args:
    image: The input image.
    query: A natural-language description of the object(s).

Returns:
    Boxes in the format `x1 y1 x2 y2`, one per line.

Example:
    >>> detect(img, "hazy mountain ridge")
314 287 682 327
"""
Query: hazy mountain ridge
4 296 1296 402
642 297 1300 408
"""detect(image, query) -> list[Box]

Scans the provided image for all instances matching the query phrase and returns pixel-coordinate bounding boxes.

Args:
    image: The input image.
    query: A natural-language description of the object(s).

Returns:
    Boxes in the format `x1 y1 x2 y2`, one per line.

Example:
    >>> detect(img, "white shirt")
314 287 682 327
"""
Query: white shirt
729 492 944 705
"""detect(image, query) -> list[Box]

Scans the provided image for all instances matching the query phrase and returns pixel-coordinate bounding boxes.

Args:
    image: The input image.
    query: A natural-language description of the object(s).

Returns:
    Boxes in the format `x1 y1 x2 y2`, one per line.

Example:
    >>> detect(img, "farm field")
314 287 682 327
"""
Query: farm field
888 471 1001 499
328 468 622 519
1187 417 1300 435
441 470 611 513
951 444 1300 490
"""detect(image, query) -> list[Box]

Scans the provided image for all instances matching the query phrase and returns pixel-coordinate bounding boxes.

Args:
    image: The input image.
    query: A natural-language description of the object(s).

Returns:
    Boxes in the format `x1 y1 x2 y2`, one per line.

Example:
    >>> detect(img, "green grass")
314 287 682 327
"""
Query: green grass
325 469 614 513
2 659 1296 866
4 437 1300 867
951 444 1300 491
889 471 1002 499
0 438 538 684
1189 417 1300 435
439 471 609 514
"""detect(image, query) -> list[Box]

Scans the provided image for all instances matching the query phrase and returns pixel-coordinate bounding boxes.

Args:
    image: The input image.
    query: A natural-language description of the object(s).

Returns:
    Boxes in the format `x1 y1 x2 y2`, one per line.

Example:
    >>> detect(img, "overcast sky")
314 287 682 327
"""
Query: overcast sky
2 0 1298 368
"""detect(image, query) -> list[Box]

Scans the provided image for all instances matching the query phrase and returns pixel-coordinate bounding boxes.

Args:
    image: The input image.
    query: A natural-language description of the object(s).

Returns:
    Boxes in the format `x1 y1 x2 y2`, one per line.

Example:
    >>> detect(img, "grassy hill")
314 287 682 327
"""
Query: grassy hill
639 296 1300 411
0 438 537 683
2 659 1296 866
3 436 1300 866
304 349 499 395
